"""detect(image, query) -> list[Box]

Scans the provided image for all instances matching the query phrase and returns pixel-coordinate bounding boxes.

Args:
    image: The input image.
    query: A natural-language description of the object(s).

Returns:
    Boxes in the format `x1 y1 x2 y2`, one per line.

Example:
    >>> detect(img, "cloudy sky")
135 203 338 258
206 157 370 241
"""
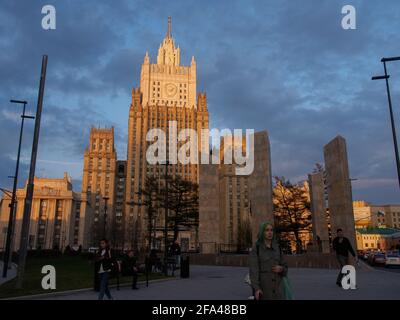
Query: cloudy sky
1 0 400 204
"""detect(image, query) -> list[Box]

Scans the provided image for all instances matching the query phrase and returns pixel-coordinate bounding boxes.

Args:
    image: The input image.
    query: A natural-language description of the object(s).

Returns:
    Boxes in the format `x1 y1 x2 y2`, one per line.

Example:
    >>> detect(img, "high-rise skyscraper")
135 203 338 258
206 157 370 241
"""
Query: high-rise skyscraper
125 17 209 249
113 160 127 248
82 127 117 246
219 136 251 249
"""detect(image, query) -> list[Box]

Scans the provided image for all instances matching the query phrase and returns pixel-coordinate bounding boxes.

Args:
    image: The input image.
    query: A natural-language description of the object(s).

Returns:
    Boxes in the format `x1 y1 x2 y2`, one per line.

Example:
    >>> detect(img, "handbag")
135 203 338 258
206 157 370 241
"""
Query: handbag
256 244 294 300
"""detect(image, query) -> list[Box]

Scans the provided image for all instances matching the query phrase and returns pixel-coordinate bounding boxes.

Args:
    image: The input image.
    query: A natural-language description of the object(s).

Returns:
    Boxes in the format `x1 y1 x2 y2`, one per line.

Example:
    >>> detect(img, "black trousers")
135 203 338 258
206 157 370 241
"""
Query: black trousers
336 255 349 285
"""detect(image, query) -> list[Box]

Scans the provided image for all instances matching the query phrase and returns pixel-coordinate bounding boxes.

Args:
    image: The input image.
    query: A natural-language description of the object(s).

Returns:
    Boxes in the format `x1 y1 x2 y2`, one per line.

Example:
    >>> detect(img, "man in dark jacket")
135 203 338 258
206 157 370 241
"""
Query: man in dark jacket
122 250 139 289
332 228 358 287
169 241 181 270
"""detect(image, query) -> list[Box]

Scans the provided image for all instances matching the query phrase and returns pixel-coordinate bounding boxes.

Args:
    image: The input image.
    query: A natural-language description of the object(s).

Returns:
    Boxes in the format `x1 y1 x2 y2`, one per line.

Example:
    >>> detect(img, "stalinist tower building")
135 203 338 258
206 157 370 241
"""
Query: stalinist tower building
125 17 209 249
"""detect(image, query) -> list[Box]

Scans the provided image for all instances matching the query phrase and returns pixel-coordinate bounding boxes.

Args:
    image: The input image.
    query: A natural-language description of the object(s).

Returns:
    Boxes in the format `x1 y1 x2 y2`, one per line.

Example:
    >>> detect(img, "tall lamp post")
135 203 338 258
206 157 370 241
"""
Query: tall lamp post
16 55 48 289
103 196 109 239
372 56 400 190
2 100 34 279
163 160 169 276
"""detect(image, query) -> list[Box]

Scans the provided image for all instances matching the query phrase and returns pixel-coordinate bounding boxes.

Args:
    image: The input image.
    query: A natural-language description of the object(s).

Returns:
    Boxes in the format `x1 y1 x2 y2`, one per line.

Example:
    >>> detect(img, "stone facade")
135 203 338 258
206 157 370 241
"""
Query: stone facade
198 131 273 253
0 173 91 251
249 131 274 243
81 127 117 247
124 17 209 250
218 136 251 251
353 200 400 229
112 161 127 249
356 228 400 251
198 163 220 254
308 172 330 253
323 135 356 250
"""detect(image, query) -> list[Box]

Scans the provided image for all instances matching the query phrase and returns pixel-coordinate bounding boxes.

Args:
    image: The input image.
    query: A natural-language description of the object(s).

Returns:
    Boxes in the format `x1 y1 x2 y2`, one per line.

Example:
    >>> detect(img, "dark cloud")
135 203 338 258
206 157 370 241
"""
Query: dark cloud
1 0 400 204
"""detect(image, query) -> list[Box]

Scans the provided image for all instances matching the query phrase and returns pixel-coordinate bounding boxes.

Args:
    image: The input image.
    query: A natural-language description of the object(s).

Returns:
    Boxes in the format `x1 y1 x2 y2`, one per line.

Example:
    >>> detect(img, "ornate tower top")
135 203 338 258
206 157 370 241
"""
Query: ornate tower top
140 17 196 108
157 17 180 66
167 16 172 38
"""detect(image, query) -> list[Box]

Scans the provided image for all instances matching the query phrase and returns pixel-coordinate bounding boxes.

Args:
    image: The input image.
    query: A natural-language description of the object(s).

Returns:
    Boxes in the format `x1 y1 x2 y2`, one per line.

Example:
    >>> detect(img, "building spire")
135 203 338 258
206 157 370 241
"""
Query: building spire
167 16 172 38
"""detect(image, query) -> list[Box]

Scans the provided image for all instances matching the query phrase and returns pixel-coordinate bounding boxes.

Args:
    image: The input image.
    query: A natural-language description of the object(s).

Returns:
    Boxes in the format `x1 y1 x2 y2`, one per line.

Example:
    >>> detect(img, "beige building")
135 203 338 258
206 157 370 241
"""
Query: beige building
353 200 400 229
82 127 117 247
124 17 209 250
356 228 400 251
112 161 127 249
0 173 91 251
218 136 251 252
199 133 275 254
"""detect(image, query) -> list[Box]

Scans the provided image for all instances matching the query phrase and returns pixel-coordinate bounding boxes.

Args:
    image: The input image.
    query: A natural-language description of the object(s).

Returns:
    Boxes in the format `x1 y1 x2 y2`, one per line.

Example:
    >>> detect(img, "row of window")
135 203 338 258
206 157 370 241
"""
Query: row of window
87 176 111 182
152 82 187 88
151 100 187 106
92 140 112 152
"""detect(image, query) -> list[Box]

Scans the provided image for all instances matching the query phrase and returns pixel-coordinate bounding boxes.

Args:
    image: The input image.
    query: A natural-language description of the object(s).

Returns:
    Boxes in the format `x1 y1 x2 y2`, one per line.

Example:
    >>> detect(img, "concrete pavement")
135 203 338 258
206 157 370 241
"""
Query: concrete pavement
0 261 17 286
24 263 400 300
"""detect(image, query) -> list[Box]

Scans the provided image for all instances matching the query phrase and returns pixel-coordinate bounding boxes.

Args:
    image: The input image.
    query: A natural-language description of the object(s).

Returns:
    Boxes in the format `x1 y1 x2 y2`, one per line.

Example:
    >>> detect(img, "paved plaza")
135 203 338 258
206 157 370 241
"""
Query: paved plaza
0 261 17 286
12 262 400 300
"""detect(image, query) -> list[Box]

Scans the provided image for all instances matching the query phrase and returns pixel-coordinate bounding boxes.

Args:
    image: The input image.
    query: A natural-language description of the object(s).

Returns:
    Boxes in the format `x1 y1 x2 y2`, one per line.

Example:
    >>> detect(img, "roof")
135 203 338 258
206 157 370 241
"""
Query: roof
356 227 400 236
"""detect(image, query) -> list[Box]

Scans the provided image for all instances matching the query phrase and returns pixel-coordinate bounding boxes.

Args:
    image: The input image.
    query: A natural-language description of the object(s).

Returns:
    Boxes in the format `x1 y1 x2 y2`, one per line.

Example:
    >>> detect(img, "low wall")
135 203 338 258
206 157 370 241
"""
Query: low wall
188 252 340 269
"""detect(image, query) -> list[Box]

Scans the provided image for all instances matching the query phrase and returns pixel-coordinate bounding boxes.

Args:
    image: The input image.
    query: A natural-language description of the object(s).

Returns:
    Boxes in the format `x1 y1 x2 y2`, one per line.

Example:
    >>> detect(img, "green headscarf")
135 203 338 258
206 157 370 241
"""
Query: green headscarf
256 221 276 247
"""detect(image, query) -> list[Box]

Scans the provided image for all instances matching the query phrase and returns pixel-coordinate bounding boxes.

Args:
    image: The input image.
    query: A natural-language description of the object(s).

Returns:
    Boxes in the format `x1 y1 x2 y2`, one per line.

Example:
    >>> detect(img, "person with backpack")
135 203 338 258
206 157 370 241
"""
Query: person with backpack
95 239 114 300
249 222 293 300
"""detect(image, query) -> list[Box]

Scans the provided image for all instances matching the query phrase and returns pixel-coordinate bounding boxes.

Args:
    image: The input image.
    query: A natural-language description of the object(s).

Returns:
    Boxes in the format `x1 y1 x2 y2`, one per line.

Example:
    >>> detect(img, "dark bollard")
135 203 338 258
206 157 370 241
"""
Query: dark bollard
145 256 150 287
180 255 189 278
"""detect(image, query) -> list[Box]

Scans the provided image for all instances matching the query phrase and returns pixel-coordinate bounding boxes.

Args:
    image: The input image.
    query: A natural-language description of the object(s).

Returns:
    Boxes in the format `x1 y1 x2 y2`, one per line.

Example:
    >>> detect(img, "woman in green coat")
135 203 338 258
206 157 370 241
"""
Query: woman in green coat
249 222 292 300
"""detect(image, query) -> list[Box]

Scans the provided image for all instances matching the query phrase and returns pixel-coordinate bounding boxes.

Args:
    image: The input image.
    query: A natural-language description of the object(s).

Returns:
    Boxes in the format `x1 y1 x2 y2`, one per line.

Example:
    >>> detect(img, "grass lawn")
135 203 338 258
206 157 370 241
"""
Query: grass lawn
0 255 167 299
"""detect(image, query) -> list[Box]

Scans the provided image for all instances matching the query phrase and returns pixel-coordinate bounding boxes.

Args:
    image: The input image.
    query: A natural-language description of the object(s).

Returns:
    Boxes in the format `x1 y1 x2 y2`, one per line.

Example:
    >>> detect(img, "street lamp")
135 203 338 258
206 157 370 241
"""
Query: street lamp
102 196 109 239
372 56 400 190
16 55 48 289
2 100 34 279
162 160 170 276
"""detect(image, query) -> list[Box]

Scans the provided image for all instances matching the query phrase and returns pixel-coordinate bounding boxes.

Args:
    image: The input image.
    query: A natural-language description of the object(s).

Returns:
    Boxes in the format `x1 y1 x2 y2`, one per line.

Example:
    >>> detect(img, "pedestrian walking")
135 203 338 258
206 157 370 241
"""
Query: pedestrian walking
169 240 181 269
332 228 358 287
249 222 293 300
95 239 114 300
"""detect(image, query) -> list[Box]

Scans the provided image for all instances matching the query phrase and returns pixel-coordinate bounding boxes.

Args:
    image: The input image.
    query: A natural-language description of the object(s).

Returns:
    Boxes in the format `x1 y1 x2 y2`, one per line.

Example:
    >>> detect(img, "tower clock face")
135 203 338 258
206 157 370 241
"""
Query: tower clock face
165 83 177 97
